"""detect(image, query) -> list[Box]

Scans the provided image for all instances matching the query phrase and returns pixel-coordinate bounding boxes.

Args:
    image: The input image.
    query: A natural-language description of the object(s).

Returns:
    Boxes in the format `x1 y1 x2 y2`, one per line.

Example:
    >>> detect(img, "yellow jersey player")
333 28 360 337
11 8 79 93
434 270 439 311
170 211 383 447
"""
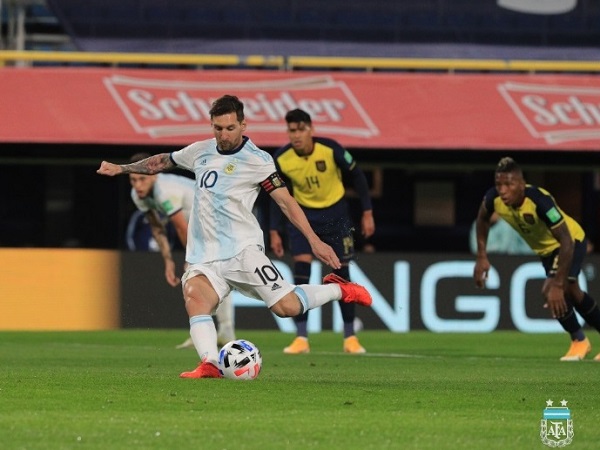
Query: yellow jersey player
474 157 600 361
270 109 375 354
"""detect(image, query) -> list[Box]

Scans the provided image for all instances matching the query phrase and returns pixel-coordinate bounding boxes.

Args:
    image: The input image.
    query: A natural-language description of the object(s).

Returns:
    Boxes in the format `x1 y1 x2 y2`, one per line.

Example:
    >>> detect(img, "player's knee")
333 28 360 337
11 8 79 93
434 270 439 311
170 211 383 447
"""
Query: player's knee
183 282 217 311
271 293 302 318
183 282 199 302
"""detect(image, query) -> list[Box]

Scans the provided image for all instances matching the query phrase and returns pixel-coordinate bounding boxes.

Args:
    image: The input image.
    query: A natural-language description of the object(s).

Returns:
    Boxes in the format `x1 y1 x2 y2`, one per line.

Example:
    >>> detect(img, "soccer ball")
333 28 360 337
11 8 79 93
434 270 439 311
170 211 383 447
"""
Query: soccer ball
218 339 262 380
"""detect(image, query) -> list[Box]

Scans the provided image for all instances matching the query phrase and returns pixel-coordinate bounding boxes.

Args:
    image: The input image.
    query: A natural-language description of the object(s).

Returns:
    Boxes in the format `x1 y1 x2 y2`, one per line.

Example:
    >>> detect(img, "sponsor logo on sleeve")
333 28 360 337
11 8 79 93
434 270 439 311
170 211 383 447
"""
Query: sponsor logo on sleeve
546 207 562 224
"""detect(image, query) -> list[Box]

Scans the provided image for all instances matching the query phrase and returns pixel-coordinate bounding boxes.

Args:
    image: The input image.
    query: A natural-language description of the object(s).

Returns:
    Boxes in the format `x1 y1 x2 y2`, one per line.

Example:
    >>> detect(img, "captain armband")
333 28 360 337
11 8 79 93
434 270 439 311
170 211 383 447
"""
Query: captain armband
260 172 286 193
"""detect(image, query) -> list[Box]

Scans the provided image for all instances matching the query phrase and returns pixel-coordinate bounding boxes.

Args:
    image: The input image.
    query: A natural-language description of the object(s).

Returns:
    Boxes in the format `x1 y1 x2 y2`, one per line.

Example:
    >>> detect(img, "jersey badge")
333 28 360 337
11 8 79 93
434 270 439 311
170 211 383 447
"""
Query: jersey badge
224 159 238 175
523 213 535 225
315 161 326 172
260 172 286 193
271 174 283 188
161 200 174 213
546 207 562 224
344 150 354 164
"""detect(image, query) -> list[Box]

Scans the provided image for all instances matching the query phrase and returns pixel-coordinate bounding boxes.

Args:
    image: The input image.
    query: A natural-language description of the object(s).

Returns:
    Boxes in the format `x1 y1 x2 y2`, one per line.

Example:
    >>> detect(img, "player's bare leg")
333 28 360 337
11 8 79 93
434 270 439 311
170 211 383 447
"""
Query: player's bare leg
179 274 222 378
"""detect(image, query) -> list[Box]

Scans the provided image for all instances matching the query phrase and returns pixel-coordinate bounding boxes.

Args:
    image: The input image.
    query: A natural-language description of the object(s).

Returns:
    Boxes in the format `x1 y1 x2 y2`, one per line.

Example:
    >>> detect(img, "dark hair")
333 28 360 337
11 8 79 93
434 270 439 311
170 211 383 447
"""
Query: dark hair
130 152 151 163
209 95 244 122
495 157 522 176
285 108 312 125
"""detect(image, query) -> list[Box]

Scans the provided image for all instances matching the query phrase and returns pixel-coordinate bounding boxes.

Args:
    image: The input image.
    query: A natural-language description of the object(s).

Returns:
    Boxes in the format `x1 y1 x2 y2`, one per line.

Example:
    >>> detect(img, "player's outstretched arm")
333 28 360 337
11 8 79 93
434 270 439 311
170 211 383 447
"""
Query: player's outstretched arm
269 230 285 258
146 210 180 287
473 202 492 288
543 222 573 318
97 161 123 176
361 210 375 238
97 153 174 176
270 187 341 269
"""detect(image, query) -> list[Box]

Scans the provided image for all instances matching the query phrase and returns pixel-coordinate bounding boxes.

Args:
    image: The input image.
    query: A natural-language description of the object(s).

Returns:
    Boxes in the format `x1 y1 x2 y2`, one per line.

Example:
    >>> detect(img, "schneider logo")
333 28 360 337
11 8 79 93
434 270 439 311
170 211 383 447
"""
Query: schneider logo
498 81 600 144
103 75 379 139
540 399 573 447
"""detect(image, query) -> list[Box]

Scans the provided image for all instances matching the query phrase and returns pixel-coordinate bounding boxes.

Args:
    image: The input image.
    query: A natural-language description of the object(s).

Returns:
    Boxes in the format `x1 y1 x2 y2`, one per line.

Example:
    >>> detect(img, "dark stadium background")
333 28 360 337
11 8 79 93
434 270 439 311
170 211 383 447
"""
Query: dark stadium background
2 0 600 253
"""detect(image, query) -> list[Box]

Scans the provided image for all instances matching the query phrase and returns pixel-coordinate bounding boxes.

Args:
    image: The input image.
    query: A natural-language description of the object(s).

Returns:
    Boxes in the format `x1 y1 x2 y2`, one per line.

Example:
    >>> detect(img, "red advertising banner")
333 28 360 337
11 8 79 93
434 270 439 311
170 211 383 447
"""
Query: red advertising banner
2 67 600 150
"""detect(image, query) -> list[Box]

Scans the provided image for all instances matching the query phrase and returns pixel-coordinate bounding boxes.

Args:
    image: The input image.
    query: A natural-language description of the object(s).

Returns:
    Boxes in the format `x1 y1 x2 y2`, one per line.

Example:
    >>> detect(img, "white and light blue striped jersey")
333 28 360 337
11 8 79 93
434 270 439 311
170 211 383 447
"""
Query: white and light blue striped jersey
170 137 277 264
131 173 195 221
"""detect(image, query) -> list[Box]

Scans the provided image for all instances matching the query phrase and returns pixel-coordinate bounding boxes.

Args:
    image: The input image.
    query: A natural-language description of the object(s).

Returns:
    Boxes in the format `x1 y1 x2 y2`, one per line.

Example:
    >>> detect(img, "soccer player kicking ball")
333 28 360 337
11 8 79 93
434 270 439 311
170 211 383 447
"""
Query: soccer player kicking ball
473 157 600 361
97 95 372 378
127 152 236 348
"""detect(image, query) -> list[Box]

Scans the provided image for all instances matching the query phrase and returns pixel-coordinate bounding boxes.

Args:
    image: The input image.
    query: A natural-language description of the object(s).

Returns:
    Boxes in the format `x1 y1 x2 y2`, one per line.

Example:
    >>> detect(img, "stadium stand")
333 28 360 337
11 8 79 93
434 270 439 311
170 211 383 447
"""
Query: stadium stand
2 1 600 252
39 0 600 60
1 0 73 51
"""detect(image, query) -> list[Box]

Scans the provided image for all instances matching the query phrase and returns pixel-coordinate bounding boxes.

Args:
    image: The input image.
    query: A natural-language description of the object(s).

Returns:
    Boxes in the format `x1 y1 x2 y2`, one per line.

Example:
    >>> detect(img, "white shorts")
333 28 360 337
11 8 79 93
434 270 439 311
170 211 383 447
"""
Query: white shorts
181 245 295 308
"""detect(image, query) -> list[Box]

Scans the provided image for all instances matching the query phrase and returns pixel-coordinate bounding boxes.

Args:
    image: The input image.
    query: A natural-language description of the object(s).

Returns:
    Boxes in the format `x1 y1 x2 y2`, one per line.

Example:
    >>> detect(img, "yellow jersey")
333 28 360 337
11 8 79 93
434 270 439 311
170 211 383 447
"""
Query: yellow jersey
483 185 584 256
273 137 356 209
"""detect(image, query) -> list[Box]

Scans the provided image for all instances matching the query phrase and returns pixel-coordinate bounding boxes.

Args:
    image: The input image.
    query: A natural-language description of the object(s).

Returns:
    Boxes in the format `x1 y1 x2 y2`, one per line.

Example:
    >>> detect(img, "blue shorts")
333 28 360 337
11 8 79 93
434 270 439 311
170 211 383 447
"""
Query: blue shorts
285 199 354 262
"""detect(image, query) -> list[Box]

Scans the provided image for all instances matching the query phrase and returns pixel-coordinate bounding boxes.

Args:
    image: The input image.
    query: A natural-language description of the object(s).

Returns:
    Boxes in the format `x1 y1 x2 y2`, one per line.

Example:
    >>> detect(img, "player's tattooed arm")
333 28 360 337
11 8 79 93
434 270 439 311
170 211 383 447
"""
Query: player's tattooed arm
121 153 174 174
97 153 174 176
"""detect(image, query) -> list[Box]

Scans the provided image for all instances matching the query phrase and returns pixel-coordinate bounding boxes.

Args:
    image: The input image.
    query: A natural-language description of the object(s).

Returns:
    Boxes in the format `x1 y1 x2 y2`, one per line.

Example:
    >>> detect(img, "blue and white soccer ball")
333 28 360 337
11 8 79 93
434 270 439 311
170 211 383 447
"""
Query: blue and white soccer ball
218 339 262 380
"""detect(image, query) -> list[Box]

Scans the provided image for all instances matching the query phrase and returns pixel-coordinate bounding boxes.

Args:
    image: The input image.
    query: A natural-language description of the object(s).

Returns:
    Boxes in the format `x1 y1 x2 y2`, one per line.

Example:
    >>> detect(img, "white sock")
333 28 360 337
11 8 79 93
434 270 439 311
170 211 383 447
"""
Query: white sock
216 294 236 342
294 284 341 313
189 315 219 365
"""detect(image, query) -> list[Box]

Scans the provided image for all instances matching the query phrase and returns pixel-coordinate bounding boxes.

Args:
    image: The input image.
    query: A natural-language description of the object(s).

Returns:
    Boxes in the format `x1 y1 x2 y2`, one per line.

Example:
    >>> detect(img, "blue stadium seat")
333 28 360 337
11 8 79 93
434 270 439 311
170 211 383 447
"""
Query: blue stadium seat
43 0 600 58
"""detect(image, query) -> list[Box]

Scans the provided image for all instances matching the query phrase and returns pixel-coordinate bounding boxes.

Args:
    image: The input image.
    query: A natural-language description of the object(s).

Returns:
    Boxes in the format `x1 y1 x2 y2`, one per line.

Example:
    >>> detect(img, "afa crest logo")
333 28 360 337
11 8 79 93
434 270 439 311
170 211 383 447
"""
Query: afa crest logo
224 159 238 175
540 399 573 447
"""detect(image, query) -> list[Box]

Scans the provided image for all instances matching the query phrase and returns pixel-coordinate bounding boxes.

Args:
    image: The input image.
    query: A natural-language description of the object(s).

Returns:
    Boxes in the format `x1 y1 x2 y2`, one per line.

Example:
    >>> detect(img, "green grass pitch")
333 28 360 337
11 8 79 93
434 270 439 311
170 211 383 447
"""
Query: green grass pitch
0 330 597 449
